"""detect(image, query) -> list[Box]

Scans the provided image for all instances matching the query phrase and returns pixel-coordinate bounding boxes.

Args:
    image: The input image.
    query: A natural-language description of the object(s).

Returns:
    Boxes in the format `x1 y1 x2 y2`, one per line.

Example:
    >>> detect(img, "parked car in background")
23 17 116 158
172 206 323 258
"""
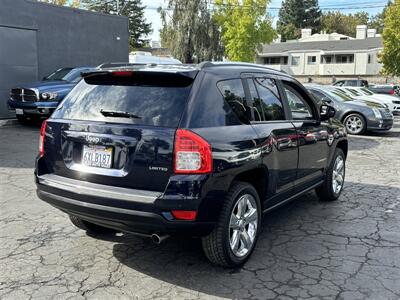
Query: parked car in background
307 85 393 134
369 84 400 97
333 79 369 87
36 62 347 267
8 67 94 124
336 86 400 115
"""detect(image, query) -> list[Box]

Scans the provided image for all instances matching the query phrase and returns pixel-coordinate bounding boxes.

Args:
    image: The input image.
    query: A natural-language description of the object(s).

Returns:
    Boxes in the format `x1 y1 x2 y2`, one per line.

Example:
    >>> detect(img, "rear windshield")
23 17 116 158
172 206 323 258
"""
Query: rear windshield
52 72 193 127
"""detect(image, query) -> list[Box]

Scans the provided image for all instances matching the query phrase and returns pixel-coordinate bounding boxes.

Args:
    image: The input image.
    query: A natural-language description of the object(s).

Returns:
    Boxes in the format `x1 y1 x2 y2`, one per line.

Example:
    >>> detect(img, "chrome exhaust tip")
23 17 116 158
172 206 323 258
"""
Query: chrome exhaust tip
151 233 169 244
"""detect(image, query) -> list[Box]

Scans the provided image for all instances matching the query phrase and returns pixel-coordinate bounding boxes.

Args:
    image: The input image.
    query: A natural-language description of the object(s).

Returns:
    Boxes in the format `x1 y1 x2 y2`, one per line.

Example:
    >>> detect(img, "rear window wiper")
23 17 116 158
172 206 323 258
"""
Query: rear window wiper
100 109 141 119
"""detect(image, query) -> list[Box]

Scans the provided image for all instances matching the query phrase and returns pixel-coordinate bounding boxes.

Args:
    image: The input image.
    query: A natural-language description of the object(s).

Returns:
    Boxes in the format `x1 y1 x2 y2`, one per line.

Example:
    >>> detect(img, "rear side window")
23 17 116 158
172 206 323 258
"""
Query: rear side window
52 72 193 127
345 80 358 87
251 77 285 121
217 79 251 124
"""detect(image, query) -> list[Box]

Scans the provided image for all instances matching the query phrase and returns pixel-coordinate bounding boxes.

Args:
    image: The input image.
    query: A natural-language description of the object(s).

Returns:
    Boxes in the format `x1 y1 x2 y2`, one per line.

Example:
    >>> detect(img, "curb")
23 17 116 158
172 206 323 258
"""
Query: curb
0 119 19 127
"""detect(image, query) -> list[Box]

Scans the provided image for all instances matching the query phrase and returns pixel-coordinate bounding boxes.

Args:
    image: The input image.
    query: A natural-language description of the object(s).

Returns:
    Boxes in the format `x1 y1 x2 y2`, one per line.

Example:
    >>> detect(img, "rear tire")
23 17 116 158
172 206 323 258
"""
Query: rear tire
316 148 345 201
201 181 261 267
69 215 117 234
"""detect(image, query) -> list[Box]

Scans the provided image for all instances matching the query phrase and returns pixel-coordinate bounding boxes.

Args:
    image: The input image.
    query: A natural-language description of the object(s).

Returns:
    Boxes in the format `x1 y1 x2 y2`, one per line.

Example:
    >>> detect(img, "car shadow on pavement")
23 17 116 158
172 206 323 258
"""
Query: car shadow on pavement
110 182 400 299
366 130 400 138
348 136 380 151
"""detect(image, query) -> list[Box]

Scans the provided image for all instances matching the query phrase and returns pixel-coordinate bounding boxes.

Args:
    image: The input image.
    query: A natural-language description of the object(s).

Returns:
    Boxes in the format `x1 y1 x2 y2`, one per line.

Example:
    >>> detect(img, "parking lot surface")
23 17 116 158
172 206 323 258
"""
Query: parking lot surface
1 118 399 300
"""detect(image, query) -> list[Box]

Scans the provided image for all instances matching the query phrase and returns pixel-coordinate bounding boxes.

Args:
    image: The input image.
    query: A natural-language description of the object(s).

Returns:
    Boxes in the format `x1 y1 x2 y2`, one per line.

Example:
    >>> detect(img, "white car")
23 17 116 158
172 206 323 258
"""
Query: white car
333 87 400 114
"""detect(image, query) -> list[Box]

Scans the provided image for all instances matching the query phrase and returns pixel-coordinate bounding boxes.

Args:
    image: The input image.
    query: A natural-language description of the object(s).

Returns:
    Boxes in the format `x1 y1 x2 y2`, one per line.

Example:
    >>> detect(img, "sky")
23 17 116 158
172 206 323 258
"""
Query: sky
142 0 386 42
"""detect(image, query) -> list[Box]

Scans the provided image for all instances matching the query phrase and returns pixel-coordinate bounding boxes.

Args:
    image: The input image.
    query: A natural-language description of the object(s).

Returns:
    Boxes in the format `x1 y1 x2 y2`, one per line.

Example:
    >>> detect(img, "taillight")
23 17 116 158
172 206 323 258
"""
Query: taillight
39 120 47 156
171 210 197 220
174 129 212 174
389 89 395 95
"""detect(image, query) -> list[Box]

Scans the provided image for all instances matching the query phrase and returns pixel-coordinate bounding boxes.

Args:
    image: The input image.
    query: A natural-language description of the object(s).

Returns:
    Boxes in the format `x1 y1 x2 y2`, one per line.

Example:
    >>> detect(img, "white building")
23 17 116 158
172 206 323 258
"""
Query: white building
151 40 161 48
256 25 383 76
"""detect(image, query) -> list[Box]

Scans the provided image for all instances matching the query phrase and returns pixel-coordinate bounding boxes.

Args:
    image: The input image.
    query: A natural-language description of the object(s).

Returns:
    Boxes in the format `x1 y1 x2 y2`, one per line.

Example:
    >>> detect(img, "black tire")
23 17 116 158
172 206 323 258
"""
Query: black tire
343 113 366 135
316 148 345 201
16 115 30 125
201 181 262 267
69 215 117 234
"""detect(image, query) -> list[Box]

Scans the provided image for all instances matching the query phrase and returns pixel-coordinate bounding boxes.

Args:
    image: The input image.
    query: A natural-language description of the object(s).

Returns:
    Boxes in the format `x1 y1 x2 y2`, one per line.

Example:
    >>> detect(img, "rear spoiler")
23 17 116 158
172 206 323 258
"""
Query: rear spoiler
82 66 198 80
81 68 198 87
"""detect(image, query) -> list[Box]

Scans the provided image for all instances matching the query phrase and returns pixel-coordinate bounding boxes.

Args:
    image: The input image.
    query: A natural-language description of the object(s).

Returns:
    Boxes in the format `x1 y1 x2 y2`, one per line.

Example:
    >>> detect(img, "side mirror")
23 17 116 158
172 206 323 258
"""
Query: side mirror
320 104 335 121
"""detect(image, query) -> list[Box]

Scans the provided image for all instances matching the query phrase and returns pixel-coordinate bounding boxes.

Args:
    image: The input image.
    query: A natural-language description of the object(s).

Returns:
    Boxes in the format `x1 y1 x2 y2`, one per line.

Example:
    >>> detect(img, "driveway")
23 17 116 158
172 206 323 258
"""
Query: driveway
1 118 399 299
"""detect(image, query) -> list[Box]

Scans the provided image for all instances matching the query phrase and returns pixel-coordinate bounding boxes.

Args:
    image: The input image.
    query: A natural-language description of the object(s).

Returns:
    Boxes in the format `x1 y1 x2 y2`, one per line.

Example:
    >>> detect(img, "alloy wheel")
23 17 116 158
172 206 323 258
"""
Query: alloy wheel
332 155 345 194
345 115 364 134
229 194 258 257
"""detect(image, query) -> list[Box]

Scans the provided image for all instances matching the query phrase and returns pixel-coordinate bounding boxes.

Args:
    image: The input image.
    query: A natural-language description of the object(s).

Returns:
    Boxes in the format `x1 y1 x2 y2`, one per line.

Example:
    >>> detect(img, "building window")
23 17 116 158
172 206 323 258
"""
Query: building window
368 54 373 64
307 56 317 65
263 56 288 65
264 57 280 65
291 56 300 66
321 55 333 64
335 54 354 64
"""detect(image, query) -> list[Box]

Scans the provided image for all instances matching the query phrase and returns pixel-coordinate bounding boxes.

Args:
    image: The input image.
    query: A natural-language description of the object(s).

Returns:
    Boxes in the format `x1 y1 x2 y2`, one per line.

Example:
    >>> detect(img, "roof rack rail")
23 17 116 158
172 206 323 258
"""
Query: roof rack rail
197 61 214 69
197 61 285 73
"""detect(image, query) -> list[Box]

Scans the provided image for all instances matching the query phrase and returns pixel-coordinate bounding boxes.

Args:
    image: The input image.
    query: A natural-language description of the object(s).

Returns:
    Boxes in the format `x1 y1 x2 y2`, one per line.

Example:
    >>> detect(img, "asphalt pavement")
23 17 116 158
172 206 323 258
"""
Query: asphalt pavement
0 118 399 299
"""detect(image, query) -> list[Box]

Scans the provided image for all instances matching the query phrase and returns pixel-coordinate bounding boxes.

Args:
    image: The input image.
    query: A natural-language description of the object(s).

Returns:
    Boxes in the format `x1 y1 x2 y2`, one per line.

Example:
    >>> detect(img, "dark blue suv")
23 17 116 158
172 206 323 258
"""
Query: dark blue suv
8 67 93 123
35 63 348 267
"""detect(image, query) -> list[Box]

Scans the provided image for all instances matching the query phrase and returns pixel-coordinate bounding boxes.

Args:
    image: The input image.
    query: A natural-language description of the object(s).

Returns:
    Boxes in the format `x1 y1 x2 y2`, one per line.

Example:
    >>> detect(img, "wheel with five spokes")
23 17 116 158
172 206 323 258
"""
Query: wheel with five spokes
316 148 346 201
202 181 261 267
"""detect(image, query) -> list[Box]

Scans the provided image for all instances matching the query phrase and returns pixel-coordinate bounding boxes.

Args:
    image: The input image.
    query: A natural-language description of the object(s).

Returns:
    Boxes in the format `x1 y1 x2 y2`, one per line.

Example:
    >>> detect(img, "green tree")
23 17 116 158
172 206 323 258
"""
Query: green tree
380 0 400 76
321 11 369 37
82 0 152 49
368 2 393 34
214 0 275 62
159 0 223 63
368 13 385 34
277 0 321 41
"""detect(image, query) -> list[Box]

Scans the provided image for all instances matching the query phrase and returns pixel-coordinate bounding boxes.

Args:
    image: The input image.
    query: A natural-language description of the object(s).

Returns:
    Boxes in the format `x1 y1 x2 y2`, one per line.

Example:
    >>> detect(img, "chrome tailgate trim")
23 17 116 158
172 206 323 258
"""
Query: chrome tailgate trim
37 174 161 203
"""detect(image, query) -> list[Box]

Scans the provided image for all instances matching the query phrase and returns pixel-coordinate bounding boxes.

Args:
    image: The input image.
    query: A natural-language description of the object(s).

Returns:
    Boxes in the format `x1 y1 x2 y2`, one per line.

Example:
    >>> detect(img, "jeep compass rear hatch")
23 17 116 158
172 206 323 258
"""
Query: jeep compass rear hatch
40 68 197 192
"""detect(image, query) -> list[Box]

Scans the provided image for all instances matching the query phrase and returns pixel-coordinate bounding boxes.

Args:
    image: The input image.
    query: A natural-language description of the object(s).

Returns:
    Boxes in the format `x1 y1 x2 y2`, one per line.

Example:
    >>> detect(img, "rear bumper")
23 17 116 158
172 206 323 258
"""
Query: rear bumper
36 174 215 236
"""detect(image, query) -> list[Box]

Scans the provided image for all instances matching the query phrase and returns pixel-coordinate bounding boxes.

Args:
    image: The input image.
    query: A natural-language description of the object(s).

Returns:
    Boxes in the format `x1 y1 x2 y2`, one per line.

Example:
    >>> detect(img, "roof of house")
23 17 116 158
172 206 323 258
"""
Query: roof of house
259 37 383 55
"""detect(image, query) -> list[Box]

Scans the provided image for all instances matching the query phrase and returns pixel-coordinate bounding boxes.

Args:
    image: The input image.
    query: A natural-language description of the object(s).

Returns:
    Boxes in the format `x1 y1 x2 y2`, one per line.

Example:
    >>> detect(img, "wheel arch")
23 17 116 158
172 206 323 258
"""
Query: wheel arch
230 167 268 209
341 111 367 124
336 139 348 158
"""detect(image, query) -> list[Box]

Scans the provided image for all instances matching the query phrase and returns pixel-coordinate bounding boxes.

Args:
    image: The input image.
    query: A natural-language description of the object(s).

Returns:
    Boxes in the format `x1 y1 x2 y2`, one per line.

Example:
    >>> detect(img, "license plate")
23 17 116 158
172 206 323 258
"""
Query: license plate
82 145 113 168
15 109 23 115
